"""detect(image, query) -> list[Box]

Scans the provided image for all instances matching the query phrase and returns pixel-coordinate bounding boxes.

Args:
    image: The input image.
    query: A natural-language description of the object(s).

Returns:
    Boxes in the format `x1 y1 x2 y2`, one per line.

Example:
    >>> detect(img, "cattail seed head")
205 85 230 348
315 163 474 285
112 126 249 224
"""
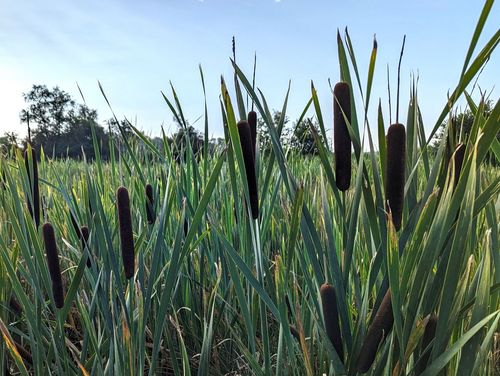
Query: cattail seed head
80 226 91 268
248 111 257 158
42 223 64 309
117 187 135 279
385 123 406 231
24 148 40 227
357 289 394 373
9 296 22 316
145 183 155 224
333 82 352 191
450 143 465 189
415 314 438 375
237 120 259 220
320 283 344 362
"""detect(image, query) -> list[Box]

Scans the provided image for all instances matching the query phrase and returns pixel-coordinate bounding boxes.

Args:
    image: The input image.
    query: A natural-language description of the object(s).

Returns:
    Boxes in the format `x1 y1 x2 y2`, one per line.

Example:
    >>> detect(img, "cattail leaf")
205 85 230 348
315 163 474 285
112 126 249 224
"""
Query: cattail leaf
420 310 500 376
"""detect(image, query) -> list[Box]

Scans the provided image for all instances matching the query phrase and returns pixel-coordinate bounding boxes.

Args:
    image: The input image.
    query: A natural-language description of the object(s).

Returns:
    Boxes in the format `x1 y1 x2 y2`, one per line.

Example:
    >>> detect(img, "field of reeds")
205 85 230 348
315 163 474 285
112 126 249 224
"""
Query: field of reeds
1 2 499 375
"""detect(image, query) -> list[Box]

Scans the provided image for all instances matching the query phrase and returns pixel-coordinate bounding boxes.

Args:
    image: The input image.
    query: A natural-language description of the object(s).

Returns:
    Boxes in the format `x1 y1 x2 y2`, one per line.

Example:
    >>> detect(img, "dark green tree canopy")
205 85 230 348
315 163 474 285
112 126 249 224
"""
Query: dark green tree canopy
19 85 111 159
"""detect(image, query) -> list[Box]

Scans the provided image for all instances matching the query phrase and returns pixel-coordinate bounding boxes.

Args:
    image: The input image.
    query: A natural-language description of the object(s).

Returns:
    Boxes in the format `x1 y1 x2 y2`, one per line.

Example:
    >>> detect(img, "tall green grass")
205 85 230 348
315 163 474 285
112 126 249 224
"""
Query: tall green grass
1 1 499 374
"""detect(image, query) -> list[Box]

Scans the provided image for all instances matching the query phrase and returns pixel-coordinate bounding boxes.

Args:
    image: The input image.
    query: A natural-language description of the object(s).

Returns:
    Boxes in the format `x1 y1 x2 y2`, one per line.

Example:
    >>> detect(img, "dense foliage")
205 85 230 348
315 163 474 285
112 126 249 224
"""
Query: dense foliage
0 2 499 375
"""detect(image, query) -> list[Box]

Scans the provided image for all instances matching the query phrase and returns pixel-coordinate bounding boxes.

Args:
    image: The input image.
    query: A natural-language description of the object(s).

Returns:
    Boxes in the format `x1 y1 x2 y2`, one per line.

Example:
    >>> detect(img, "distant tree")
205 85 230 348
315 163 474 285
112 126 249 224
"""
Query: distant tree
20 84 110 159
171 124 203 162
290 116 323 155
257 111 290 155
0 132 20 156
432 101 497 164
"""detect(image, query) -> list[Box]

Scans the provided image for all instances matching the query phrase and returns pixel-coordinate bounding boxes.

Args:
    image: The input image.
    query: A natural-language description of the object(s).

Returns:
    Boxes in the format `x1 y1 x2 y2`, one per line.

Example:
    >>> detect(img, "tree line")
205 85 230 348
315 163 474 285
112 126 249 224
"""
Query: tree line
1 84 494 163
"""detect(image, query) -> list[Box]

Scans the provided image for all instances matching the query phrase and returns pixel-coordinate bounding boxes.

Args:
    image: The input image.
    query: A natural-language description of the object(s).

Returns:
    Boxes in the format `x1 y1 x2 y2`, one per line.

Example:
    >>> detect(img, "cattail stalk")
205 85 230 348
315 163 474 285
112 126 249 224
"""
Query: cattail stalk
24 148 40 227
333 82 352 191
81 226 91 268
357 289 394 373
145 183 155 224
320 283 344 362
385 123 406 231
237 120 259 219
248 110 258 158
42 223 64 309
117 187 135 279
415 314 438 375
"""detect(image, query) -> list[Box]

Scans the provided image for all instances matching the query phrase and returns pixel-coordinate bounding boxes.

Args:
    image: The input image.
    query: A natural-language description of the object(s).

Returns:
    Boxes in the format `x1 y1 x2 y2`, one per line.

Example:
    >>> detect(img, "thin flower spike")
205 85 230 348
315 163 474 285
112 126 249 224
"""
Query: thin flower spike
357 289 394 373
24 148 40 227
320 283 344 362
117 187 135 279
333 82 352 191
42 223 65 309
237 120 259 220
385 123 406 231
145 183 155 224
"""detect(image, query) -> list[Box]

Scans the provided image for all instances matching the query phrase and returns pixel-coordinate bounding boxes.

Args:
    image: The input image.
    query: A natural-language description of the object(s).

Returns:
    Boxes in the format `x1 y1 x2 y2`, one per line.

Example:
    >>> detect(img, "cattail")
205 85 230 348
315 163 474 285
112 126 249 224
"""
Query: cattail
9 296 22 316
42 223 64 309
117 187 135 279
237 120 259 220
450 143 465 189
333 82 352 191
385 123 406 231
320 283 344 362
415 314 438 375
14 341 33 365
145 183 155 224
248 110 257 158
81 226 91 268
357 289 394 373
24 148 40 227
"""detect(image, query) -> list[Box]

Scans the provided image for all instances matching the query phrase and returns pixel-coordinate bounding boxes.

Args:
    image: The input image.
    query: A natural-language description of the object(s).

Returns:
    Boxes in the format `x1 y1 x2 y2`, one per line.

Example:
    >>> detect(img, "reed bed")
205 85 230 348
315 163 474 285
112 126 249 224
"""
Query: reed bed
0 2 499 374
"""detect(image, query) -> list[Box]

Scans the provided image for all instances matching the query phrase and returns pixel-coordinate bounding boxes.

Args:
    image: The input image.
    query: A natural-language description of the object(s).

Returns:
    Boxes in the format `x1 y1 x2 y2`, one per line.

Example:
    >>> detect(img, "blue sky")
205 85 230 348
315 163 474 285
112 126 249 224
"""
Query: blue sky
0 0 498 140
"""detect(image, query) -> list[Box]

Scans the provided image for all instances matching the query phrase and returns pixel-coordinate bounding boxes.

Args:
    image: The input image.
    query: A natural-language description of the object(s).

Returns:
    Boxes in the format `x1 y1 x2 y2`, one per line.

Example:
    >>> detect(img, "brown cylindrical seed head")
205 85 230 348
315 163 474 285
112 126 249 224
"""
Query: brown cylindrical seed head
247 111 257 159
42 223 64 309
117 187 135 279
357 289 394 373
145 183 155 224
81 226 91 268
450 144 466 189
237 120 259 220
320 283 344 362
385 123 406 231
9 296 22 316
24 148 40 227
333 82 352 191
415 314 438 375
